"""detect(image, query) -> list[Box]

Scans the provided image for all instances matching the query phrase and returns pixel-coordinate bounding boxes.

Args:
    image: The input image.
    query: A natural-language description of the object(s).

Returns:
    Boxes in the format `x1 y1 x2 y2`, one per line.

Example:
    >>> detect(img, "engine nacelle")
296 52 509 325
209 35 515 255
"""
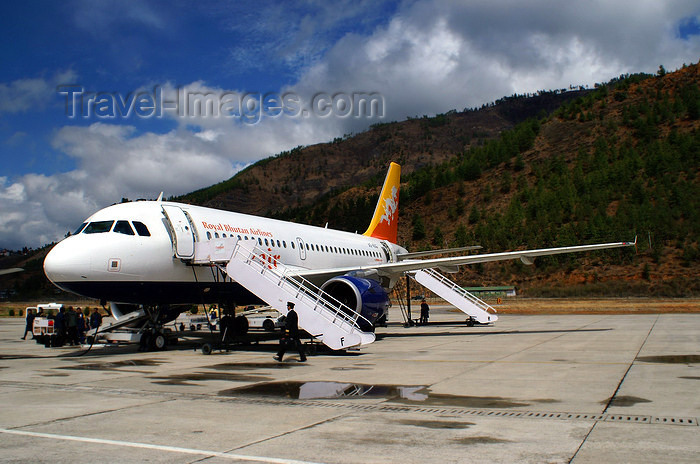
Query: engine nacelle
320 276 390 331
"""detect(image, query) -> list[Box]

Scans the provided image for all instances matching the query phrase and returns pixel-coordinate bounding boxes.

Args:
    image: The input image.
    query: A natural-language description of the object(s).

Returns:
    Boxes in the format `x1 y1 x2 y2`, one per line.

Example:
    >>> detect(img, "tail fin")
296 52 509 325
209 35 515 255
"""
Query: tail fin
363 162 401 243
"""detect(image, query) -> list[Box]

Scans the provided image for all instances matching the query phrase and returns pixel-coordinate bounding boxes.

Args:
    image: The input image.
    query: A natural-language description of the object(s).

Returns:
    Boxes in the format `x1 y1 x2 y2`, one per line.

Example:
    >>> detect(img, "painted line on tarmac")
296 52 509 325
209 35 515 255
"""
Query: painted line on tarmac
0 428 324 464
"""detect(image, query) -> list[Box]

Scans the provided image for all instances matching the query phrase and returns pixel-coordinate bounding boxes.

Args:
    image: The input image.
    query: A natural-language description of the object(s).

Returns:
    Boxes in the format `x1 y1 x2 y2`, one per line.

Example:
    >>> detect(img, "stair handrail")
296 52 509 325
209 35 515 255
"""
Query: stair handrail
421 268 497 314
229 241 375 335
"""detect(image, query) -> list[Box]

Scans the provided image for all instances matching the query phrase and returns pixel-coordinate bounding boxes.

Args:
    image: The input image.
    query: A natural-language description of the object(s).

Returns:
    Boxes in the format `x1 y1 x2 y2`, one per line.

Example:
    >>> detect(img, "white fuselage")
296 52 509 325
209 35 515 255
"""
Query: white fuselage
43 200 405 305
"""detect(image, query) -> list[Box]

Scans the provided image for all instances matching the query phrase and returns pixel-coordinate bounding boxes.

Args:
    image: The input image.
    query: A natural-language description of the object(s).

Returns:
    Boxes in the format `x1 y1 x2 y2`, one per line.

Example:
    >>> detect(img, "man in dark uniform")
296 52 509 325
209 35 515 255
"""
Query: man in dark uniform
419 299 430 325
274 302 306 362
89 308 102 331
21 308 35 340
65 306 78 345
54 307 66 346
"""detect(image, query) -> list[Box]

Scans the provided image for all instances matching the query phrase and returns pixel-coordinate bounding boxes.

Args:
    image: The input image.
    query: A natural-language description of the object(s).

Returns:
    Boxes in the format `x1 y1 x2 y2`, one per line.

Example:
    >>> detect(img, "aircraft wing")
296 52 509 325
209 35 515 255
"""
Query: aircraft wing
290 239 636 282
0 268 24 277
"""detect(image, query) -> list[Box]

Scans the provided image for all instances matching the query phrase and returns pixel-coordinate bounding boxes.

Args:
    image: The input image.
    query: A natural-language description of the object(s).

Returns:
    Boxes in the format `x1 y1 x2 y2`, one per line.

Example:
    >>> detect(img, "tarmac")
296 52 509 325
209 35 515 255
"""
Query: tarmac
0 305 698 463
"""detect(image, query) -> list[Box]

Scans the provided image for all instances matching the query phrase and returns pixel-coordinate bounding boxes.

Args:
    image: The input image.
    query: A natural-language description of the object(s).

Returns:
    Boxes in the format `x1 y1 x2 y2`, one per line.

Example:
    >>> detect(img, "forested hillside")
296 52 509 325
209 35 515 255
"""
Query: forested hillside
191 63 699 296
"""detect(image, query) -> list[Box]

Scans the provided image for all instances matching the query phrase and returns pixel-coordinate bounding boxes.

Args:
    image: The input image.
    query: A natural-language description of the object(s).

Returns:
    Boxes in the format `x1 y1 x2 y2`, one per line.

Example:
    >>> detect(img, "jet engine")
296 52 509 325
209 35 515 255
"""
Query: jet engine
320 276 390 331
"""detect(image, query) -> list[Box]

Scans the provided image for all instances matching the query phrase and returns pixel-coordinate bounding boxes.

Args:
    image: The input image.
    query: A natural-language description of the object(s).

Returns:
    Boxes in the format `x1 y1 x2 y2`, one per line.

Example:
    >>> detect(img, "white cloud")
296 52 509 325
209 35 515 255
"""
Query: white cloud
0 70 77 114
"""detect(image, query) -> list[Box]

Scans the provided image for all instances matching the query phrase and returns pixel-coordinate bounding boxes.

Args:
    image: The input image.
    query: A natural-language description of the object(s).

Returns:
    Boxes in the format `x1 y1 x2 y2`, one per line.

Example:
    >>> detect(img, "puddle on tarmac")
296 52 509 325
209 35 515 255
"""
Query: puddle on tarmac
57 359 165 372
150 372 272 386
0 355 38 360
218 381 558 408
603 395 652 407
453 436 511 445
330 366 373 371
207 362 293 370
397 419 474 429
679 376 700 380
636 355 700 364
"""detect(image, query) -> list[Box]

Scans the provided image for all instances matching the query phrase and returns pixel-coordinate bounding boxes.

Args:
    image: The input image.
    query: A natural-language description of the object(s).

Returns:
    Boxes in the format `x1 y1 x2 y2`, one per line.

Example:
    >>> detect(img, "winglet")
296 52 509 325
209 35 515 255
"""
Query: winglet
363 162 401 243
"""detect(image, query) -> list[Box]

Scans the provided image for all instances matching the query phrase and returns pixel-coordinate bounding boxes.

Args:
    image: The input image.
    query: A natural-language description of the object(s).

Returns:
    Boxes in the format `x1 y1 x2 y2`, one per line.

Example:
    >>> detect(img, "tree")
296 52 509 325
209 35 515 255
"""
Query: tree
412 214 426 241
432 226 444 246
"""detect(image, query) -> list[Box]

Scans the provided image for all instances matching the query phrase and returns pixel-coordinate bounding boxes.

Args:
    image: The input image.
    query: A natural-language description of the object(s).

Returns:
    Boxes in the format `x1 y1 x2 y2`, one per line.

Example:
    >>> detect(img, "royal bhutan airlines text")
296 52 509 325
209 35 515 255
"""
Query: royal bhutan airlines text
201 222 273 238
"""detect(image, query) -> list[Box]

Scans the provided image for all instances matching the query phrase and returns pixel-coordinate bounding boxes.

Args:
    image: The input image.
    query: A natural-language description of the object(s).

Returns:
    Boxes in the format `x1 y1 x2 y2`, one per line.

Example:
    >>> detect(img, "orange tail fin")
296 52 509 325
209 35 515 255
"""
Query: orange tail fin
363 162 400 243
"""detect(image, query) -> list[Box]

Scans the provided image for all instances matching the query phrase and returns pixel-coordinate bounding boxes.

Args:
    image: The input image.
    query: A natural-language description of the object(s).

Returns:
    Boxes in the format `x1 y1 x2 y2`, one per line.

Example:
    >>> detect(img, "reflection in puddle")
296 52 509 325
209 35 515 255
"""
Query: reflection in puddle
219 381 558 408
636 355 700 364
150 372 272 386
220 381 428 401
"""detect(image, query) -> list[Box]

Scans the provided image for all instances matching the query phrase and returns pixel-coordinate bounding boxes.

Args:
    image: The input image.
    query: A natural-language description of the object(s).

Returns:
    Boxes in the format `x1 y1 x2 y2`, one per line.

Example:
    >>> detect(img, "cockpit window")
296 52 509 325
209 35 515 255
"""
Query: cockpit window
132 221 151 237
83 221 114 234
113 220 135 235
73 223 87 235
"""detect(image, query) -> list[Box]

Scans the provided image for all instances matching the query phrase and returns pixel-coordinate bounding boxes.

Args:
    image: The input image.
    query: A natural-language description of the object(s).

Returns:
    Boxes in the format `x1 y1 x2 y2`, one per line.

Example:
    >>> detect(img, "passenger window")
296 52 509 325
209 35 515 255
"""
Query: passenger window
215 232 219 238
277 240 281 247
291 242 295 249
113 220 135 235
83 221 114 234
222 233 227 238
265 238 269 246
283 241 287 248
73 223 87 235
258 238 262 245
132 221 151 237
207 231 212 240
237 235 241 240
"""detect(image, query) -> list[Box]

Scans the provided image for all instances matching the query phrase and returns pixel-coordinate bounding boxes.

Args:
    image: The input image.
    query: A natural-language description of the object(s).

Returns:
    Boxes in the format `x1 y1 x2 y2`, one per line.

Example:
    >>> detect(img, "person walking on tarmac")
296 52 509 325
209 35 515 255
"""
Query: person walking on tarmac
420 299 430 325
21 308 35 340
274 302 306 362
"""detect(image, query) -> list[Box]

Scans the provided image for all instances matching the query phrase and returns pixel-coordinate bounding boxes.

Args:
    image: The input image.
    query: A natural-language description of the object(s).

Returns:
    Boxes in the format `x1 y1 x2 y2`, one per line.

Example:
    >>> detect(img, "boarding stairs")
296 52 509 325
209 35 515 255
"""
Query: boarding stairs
191 238 376 350
412 268 498 324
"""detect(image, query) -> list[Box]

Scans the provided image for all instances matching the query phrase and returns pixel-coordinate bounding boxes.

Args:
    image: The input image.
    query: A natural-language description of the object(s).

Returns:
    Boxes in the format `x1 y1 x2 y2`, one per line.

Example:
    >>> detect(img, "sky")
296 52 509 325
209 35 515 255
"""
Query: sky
0 0 699 250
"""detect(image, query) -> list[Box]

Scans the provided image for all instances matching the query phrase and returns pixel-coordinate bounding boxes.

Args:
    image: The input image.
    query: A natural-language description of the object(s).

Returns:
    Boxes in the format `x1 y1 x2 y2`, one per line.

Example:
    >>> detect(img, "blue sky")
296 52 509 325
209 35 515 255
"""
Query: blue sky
1 0 699 249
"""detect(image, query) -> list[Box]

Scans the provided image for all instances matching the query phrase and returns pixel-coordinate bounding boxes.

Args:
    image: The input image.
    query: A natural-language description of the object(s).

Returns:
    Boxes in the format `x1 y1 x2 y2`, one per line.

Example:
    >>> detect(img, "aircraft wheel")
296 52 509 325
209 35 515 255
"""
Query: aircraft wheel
153 332 167 350
201 343 213 355
263 319 275 332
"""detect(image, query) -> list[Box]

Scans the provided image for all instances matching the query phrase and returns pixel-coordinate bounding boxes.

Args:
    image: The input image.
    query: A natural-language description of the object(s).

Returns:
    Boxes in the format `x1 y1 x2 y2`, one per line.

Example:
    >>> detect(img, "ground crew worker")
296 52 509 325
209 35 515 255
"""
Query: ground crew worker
90 308 102 330
420 299 430 325
274 302 306 362
21 308 35 340
66 306 78 345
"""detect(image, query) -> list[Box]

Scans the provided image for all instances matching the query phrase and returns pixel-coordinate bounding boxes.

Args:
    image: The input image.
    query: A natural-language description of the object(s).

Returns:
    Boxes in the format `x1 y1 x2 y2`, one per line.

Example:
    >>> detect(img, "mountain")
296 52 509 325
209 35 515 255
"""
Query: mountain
178 63 700 297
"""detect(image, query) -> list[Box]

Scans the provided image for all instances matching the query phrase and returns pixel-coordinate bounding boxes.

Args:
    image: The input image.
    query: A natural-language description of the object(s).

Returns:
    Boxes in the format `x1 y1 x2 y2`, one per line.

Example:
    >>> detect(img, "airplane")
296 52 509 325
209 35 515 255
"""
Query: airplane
43 162 635 350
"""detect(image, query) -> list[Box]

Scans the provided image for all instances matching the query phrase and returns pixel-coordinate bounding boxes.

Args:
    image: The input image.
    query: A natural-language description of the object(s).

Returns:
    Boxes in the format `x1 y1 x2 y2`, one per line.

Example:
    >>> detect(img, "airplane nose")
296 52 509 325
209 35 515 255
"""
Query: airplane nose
44 238 89 284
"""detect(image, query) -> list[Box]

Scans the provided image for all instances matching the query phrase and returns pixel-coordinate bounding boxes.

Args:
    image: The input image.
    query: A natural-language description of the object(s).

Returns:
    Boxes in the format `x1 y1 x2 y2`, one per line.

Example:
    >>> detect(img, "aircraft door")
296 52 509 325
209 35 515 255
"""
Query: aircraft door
296 237 306 260
162 205 195 259
380 241 395 263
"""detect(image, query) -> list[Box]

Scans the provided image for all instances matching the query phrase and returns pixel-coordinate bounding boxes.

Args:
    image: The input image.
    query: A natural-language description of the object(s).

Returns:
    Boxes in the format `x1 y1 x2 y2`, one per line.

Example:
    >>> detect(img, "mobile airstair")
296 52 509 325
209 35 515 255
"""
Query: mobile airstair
192 238 376 350
412 268 498 324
